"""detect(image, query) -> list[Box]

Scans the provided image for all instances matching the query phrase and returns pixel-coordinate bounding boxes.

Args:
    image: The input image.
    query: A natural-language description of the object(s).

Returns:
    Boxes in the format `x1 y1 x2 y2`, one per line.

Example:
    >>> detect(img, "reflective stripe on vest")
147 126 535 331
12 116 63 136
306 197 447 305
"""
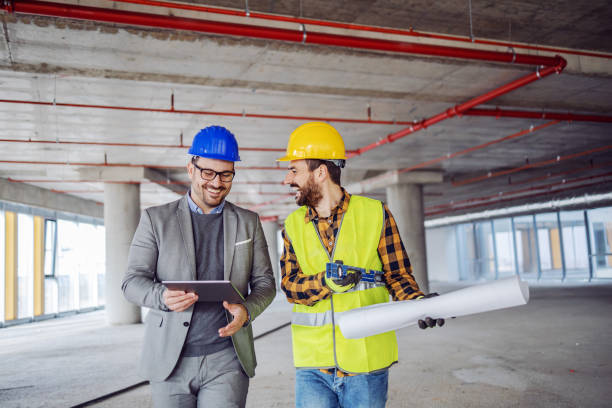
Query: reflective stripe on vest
292 309 335 326
285 195 398 374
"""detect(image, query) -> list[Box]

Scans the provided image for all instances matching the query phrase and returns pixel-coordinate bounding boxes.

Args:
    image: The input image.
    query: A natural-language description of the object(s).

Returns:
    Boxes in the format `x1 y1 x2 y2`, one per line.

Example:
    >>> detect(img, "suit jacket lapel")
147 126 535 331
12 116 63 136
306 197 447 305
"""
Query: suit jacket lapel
177 196 197 280
223 202 237 281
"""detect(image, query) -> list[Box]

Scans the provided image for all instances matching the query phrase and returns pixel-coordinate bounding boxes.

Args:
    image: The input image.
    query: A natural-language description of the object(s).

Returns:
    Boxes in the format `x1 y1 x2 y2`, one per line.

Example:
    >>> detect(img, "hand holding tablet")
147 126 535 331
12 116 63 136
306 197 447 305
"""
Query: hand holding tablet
162 280 245 304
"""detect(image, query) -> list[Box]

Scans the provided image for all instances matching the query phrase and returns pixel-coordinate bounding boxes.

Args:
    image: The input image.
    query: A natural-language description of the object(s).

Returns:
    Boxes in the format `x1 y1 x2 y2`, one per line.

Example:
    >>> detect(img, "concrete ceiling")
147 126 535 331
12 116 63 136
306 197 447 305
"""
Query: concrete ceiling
200 0 612 53
0 0 611 221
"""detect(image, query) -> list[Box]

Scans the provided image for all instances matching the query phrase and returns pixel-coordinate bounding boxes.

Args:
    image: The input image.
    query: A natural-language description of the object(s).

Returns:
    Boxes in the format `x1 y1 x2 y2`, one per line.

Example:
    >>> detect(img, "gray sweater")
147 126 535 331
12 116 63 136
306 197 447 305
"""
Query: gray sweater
182 211 232 357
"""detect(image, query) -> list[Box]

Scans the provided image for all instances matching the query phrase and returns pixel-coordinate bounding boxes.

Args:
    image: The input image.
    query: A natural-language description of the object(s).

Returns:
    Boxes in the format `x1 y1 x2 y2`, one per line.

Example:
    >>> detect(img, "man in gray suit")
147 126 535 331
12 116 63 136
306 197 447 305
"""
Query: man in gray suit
122 125 276 408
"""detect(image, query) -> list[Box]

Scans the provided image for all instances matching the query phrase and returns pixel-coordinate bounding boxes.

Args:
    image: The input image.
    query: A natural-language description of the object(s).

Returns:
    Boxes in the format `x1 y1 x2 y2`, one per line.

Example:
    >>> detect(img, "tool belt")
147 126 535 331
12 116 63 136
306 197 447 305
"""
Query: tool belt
325 260 385 285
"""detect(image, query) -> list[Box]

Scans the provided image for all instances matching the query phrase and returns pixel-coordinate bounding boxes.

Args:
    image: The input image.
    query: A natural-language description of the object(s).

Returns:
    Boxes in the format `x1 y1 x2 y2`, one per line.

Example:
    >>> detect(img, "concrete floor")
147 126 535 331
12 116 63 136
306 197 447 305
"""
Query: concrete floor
1 284 611 407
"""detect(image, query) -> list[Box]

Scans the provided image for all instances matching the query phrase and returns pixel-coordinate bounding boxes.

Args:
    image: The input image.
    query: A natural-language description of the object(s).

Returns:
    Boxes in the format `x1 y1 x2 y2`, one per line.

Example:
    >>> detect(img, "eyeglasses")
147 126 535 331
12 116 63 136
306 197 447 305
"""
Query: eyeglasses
192 162 235 182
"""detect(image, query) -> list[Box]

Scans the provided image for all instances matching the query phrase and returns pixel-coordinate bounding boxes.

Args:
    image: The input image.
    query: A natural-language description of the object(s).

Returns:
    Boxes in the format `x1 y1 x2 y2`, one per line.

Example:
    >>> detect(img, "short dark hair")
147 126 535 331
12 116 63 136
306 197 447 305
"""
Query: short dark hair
305 159 341 186
190 155 234 169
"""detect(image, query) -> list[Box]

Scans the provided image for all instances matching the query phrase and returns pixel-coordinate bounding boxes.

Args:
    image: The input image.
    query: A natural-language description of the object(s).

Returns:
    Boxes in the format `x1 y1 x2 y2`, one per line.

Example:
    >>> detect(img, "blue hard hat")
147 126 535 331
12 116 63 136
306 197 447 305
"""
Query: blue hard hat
188 126 241 162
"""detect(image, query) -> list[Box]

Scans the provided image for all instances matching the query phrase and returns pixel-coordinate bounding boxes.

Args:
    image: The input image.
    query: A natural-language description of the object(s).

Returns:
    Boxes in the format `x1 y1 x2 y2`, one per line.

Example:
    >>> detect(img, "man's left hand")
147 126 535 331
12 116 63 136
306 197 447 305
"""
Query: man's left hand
218 301 248 337
417 292 445 329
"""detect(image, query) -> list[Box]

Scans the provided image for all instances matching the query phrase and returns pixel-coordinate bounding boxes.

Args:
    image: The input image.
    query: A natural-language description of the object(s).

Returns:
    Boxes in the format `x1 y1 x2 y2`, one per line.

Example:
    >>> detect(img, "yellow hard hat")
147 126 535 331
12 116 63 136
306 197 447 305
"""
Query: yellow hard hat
277 122 347 162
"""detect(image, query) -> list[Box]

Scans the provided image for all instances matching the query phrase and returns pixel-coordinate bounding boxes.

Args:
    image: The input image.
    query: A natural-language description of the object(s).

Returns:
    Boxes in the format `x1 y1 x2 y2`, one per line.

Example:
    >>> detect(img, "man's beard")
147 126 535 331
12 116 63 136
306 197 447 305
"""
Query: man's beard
294 174 322 208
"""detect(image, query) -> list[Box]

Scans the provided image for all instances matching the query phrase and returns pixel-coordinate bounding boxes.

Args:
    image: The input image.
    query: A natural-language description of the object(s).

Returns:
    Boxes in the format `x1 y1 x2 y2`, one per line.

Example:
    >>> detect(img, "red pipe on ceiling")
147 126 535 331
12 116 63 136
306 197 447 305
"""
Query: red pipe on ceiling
426 175 612 217
6 178 283 185
2 99 612 125
0 135 284 152
0 159 285 170
0 98 415 127
8 0 562 67
395 121 560 174
347 59 566 158
428 171 612 212
47 189 288 195
463 108 612 123
5 0 600 217
8 178 143 184
348 120 560 192
508 160 612 186
0 135 287 152
106 0 612 60
452 144 612 187
51 189 104 193
344 123 609 216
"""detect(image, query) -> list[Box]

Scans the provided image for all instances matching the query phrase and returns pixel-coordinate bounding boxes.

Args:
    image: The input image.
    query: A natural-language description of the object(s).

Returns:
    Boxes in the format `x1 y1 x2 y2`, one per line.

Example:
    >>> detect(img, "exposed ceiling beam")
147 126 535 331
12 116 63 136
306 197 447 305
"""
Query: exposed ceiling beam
346 170 443 194
0 177 103 218
143 167 188 196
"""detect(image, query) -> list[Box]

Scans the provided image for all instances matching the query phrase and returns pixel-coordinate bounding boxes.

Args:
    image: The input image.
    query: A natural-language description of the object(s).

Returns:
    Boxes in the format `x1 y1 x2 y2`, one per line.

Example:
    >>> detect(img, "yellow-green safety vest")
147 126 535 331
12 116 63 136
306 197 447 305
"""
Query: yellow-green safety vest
284 195 398 374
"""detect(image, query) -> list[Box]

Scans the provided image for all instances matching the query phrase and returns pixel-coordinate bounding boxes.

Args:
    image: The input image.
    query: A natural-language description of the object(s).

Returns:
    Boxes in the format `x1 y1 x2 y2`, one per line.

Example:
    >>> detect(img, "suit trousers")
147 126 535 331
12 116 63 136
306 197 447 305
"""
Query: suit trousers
150 346 249 408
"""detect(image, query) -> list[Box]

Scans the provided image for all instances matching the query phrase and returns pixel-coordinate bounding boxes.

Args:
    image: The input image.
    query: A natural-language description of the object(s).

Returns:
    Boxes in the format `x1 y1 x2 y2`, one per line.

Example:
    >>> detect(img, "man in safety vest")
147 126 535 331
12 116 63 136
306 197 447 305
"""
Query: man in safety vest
278 122 444 408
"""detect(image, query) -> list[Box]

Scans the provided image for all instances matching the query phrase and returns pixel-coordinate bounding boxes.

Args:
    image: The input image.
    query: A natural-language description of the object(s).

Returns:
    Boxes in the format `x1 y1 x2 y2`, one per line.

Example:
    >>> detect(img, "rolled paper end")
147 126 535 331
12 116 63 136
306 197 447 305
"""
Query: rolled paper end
337 276 531 339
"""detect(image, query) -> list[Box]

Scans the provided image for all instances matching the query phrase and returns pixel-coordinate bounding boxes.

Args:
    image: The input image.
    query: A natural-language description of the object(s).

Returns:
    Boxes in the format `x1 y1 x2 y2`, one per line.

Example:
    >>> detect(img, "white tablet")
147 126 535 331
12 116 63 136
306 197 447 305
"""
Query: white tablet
162 280 245 304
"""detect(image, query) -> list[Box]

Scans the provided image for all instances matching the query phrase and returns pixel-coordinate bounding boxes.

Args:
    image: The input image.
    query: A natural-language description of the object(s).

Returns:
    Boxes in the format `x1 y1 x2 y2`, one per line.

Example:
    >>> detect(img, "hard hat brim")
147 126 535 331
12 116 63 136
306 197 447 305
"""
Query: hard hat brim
276 154 295 162
189 150 241 162
276 154 347 161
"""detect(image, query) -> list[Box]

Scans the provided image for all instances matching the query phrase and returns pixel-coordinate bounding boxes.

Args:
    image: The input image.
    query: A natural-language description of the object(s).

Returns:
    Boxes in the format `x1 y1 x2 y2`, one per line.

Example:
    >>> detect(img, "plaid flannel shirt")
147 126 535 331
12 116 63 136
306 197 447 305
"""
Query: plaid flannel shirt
280 189 423 376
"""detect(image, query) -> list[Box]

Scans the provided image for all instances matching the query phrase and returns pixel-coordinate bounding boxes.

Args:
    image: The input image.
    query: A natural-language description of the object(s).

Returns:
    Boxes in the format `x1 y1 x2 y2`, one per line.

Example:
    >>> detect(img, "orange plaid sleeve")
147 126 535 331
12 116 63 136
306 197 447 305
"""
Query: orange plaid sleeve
280 228 332 306
379 203 424 300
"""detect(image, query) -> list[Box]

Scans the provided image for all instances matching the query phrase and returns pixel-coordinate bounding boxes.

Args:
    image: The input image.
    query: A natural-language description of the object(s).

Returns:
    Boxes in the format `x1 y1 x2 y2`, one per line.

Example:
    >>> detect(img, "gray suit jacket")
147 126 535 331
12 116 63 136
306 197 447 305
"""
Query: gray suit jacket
122 196 276 381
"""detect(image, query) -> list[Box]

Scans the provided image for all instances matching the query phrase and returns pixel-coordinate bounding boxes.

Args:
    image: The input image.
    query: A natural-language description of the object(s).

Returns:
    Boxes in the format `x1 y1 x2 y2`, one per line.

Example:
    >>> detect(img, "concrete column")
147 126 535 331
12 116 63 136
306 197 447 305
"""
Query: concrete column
261 220 280 291
385 183 430 293
104 183 141 325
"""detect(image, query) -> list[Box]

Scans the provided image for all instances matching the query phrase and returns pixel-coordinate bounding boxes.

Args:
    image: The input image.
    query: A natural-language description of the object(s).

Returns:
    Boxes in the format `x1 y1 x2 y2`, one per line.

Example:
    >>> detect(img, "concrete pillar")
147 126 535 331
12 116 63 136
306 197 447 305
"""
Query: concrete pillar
261 220 280 291
104 183 141 325
385 183 430 293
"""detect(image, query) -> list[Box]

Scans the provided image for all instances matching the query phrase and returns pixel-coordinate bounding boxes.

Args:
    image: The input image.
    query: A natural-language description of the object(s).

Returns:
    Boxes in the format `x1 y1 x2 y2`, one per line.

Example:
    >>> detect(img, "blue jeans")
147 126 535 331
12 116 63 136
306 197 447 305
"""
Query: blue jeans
295 368 388 408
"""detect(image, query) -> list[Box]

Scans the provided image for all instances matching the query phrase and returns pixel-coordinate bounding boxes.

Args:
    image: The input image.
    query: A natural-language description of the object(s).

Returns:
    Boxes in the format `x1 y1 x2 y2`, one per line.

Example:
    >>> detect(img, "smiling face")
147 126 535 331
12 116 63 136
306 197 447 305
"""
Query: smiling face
188 156 234 213
283 160 323 208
